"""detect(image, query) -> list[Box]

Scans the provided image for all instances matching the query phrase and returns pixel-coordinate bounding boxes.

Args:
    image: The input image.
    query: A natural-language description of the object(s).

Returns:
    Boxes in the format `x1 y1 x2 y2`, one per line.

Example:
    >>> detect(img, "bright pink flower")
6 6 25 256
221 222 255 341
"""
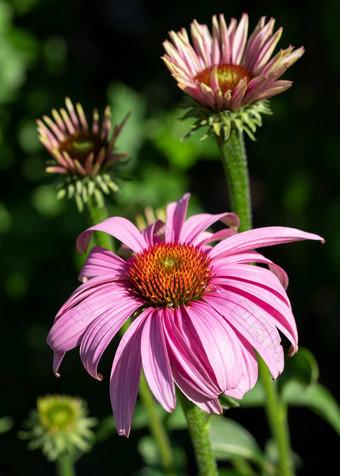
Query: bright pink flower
162 14 304 111
47 194 323 436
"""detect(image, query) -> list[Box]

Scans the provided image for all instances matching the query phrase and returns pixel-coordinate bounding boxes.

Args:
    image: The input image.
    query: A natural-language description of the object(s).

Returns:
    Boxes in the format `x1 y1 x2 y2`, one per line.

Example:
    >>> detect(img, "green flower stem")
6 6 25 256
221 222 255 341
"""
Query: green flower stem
177 391 218 476
215 127 252 232
85 198 116 252
139 373 177 476
56 452 76 476
215 128 294 476
258 358 294 476
84 199 177 476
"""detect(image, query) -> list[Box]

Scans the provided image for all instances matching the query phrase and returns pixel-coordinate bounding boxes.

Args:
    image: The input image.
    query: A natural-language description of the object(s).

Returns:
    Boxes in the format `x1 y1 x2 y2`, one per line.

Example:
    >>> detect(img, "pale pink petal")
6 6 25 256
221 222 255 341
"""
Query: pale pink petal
141 309 176 412
52 352 65 377
210 227 324 260
225 333 258 399
211 15 221 64
142 219 165 246
213 263 291 307
55 277 128 321
184 302 243 392
76 217 148 254
179 212 239 245
79 296 143 380
110 310 150 437
212 275 298 354
205 292 284 378
162 308 220 398
165 193 190 242
231 13 249 64
214 250 289 289
48 285 125 353
196 398 223 414
78 246 128 281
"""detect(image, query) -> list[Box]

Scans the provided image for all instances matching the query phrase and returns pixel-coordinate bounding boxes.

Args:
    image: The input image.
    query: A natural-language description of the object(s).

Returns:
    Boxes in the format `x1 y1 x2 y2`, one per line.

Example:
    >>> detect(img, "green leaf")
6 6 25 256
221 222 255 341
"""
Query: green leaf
210 416 265 465
279 347 319 389
166 404 186 430
107 82 146 171
238 380 266 407
282 380 340 435
0 416 13 434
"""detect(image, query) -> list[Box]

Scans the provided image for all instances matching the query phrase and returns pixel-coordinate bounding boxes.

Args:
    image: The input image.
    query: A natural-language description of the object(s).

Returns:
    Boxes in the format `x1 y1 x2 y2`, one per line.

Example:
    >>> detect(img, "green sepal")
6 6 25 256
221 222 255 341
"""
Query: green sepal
54 172 121 212
180 97 272 141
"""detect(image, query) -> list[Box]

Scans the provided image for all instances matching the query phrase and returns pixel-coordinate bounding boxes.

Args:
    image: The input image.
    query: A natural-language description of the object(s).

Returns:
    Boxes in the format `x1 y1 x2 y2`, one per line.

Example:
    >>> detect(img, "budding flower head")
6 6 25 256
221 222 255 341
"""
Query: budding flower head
162 13 304 140
37 98 129 211
19 395 96 461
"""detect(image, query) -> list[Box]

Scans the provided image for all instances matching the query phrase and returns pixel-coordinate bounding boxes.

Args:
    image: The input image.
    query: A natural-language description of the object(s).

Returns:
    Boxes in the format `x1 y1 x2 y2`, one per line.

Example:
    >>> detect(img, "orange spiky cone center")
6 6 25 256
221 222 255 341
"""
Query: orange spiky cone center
127 242 213 308
195 64 252 94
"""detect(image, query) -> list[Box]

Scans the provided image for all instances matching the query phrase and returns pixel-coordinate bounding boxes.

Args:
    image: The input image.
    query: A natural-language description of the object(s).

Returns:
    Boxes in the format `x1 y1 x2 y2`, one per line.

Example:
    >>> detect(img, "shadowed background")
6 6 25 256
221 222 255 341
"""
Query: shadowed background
0 0 339 474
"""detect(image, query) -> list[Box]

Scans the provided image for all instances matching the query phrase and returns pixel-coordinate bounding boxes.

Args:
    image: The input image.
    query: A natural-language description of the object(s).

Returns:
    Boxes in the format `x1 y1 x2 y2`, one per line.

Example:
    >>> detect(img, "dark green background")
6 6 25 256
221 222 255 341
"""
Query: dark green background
1 0 339 474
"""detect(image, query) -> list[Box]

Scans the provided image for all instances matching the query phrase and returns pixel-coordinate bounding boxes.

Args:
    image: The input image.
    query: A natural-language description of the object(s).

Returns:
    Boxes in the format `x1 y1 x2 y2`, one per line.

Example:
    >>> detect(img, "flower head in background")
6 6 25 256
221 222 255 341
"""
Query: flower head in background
162 14 304 139
47 194 323 437
19 395 96 461
37 98 129 211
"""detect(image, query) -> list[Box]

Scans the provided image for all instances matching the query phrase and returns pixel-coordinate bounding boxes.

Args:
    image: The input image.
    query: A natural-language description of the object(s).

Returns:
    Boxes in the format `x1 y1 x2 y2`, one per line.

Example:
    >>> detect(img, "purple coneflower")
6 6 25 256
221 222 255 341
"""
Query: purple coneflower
163 14 304 112
37 98 129 211
38 98 127 176
47 194 323 436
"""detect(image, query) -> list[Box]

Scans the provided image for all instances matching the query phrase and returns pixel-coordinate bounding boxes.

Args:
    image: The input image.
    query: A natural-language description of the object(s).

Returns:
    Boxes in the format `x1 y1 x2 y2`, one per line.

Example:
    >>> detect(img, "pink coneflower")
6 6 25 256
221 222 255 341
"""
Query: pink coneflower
47 194 323 436
37 98 128 177
162 14 304 112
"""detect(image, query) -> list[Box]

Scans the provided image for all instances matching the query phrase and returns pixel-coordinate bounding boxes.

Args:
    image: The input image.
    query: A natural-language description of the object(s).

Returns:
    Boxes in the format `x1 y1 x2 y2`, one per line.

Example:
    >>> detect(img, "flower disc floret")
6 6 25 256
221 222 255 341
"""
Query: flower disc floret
195 64 252 95
127 242 212 308
58 130 107 165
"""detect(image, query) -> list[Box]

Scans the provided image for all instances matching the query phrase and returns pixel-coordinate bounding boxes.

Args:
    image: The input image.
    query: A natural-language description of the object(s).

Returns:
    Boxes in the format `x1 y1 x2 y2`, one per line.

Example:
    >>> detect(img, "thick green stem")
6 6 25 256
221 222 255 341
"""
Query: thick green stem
56 452 76 476
84 200 177 476
258 358 294 476
215 128 294 476
178 391 218 476
85 198 115 252
215 127 252 232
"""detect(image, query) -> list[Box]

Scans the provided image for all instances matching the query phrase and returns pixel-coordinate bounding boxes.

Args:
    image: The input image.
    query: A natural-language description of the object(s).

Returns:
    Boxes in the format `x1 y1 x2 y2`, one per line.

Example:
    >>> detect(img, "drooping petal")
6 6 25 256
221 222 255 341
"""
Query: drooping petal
47 284 124 353
76 217 148 254
212 275 298 354
210 227 324 260
142 220 165 246
184 302 243 392
55 276 124 321
196 398 223 414
212 263 291 307
110 309 150 437
78 246 128 281
165 193 190 242
79 296 144 380
215 250 289 290
179 212 239 245
224 332 258 399
162 308 220 399
52 352 65 377
205 292 284 378
141 309 176 412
